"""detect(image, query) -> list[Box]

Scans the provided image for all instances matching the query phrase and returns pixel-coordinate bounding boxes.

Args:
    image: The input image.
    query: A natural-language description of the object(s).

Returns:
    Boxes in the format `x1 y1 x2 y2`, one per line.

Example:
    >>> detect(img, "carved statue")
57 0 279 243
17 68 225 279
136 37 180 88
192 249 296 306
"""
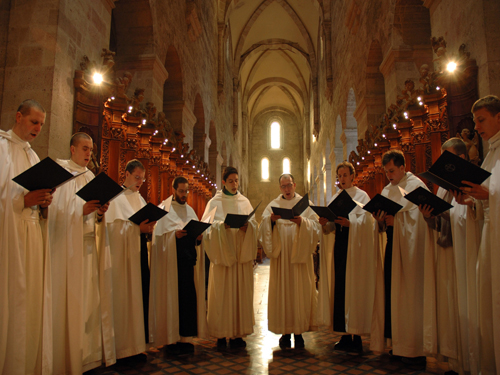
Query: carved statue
129 88 146 117
457 128 480 165
397 79 420 109
101 48 115 71
431 36 448 73
144 102 157 127
418 64 432 94
115 72 133 99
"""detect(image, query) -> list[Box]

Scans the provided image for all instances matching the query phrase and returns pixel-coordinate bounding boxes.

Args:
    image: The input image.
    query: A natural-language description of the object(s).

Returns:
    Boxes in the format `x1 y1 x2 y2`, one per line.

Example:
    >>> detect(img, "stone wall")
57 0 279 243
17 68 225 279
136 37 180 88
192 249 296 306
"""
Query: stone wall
0 0 114 158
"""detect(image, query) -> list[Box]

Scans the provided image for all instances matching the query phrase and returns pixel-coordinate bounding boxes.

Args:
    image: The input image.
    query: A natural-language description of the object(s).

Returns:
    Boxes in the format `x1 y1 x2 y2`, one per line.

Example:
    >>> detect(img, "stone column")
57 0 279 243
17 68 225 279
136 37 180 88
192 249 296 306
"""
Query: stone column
0 0 117 158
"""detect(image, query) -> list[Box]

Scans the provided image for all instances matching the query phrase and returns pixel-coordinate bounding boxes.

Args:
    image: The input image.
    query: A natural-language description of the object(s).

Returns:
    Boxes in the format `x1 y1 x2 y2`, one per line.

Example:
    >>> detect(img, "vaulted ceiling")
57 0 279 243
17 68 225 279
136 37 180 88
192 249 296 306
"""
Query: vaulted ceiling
222 0 322 128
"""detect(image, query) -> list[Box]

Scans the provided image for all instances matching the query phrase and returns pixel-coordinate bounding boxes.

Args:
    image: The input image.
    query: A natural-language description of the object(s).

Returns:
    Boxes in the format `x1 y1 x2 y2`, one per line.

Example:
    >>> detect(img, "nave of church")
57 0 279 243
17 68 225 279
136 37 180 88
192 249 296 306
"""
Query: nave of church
92 259 446 375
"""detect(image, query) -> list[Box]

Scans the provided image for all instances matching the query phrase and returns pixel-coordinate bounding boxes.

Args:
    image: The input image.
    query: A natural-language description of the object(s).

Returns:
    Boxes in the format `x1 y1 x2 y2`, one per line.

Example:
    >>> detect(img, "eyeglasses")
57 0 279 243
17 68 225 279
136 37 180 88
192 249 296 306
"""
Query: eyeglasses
280 183 294 190
133 175 146 183
177 189 189 194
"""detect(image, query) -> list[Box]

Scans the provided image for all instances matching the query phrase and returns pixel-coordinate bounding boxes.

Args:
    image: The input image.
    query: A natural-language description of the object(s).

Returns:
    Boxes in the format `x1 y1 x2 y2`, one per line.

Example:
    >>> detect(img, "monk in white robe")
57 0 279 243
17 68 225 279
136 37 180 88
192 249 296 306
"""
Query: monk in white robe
317 163 376 353
453 96 500 375
48 133 115 374
0 100 53 375
105 159 155 360
420 138 473 375
149 177 207 353
259 174 320 349
202 167 258 349
371 149 429 364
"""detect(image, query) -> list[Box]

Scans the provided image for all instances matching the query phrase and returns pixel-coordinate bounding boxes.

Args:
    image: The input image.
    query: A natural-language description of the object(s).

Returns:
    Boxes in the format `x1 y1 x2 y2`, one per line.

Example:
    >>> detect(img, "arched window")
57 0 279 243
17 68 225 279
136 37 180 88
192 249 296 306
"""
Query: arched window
270 121 281 149
283 157 290 174
261 158 269 181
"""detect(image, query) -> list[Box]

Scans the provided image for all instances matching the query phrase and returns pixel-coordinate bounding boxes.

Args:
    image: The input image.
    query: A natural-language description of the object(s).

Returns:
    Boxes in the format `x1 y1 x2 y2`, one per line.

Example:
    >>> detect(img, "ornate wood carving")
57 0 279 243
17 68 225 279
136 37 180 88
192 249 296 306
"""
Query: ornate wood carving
73 49 215 217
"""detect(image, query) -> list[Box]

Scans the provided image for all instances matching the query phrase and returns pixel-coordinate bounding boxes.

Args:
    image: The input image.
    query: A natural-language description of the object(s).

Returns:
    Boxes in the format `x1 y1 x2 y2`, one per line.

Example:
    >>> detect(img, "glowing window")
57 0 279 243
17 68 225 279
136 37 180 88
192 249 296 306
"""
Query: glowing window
283 157 290 174
270 121 281 149
261 158 269 180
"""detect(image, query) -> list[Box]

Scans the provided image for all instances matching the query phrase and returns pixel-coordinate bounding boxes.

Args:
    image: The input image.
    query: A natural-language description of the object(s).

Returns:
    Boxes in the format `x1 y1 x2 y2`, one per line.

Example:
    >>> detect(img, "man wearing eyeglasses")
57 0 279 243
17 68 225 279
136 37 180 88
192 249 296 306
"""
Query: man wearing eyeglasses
258 174 321 349
105 159 156 362
149 176 207 354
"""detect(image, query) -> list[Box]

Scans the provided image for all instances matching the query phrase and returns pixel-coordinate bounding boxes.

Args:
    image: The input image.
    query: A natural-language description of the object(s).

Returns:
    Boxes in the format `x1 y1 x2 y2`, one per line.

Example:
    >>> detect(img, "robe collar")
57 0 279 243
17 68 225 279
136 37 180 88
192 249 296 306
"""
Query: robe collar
67 158 88 173
5 129 32 151
488 130 500 150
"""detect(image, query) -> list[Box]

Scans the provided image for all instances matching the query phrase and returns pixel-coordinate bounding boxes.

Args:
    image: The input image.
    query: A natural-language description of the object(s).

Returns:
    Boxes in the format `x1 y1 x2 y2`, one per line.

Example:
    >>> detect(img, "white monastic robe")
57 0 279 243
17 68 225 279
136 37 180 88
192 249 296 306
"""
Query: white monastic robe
0 129 52 375
105 190 146 358
370 172 430 357
468 130 500 375
149 199 208 347
259 194 320 334
202 190 258 338
422 187 467 372
48 159 115 374
317 187 377 335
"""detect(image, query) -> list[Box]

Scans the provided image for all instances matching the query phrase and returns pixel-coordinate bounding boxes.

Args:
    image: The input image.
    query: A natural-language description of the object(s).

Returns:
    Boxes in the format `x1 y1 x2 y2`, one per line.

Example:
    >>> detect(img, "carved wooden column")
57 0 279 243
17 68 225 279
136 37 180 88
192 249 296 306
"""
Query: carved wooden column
149 135 162 205
409 108 429 175
102 98 129 182
136 125 154 201
159 144 173 201
398 120 415 172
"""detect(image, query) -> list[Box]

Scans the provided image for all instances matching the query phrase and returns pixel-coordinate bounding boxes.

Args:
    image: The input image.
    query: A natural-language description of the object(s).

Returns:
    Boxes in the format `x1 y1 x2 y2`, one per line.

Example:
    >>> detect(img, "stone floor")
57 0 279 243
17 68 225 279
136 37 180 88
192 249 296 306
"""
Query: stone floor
90 259 449 375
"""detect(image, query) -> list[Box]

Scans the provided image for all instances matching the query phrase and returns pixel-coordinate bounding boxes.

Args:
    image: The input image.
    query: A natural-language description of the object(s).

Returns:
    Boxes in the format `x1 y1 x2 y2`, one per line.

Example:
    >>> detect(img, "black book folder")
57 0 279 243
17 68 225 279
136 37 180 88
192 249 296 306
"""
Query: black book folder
271 193 310 220
310 189 357 221
183 206 217 238
224 201 261 229
183 220 211 238
12 156 87 191
128 203 168 225
362 194 403 216
402 186 453 217
76 172 125 206
419 150 491 191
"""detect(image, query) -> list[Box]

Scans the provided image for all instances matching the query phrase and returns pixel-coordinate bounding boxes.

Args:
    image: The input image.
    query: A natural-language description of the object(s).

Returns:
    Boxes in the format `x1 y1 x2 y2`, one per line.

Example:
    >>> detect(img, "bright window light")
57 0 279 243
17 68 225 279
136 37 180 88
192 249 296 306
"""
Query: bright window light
283 157 290 174
270 121 281 149
261 158 269 180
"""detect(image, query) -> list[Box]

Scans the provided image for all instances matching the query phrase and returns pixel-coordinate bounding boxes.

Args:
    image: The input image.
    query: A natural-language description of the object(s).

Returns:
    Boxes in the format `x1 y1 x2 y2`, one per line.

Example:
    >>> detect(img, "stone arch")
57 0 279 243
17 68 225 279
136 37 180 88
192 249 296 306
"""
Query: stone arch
393 0 431 47
345 89 358 161
365 39 386 128
233 0 317 75
192 94 206 161
208 121 218 183
163 45 184 132
110 0 155 57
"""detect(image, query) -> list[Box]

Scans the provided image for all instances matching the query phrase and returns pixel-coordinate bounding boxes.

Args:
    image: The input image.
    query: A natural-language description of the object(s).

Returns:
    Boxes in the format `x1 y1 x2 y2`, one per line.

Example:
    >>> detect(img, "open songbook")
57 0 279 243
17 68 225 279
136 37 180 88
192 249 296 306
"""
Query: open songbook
13 156 89 191
310 189 358 221
271 193 310 220
400 186 453 216
419 150 491 191
182 206 217 238
128 202 168 225
362 194 403 216
224 201 261 229
76 172 128 206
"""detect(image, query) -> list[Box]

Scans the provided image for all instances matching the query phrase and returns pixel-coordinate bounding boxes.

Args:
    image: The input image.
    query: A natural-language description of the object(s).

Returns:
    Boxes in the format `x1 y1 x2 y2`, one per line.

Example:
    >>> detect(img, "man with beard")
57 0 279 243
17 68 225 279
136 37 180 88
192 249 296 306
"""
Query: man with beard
259 174 321 349
105 159 155 361
48 132 115 373
149 176 207 353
